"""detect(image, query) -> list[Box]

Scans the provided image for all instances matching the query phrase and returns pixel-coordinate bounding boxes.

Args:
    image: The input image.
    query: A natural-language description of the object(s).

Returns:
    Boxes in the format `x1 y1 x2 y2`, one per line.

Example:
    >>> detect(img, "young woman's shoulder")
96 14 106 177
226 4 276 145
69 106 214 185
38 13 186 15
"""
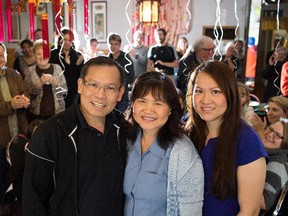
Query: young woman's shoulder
236 121 268 166
238 121 265 145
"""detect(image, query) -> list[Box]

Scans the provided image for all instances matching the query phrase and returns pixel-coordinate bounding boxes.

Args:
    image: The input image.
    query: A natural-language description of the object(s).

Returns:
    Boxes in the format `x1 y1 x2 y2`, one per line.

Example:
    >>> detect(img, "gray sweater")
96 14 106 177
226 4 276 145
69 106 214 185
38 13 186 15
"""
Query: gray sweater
263 148 288 214
167 134 204 216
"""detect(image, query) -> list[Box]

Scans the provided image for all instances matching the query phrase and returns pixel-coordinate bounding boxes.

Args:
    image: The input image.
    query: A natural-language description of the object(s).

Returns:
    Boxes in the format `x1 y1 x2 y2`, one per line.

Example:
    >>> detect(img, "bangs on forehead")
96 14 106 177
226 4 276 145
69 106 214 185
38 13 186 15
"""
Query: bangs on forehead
196 70 227 99
207 71 225 91
137 84 165 101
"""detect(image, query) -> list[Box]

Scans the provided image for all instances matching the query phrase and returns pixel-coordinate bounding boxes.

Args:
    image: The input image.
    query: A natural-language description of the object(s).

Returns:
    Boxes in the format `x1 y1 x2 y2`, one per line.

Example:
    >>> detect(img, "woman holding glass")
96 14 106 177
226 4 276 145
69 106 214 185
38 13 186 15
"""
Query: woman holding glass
25 40 67 122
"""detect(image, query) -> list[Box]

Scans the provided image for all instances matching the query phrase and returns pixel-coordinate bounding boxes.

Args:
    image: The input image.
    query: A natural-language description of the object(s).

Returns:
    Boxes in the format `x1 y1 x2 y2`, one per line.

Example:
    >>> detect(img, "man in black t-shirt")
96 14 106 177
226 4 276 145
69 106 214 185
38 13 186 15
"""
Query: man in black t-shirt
147 28 178 78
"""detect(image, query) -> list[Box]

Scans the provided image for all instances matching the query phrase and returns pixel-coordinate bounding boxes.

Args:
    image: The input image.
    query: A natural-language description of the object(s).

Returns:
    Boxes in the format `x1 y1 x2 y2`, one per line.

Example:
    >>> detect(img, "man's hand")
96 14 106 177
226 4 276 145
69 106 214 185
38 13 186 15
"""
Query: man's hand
269 52 279 66
11 95 30 109
155 60 164 66
76 54 84 66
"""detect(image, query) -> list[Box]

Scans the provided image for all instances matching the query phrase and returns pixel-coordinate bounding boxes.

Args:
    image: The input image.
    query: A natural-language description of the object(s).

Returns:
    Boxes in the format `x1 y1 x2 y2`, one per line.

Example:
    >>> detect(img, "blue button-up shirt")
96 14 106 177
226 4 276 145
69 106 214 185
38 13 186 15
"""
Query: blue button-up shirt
124 132 173 216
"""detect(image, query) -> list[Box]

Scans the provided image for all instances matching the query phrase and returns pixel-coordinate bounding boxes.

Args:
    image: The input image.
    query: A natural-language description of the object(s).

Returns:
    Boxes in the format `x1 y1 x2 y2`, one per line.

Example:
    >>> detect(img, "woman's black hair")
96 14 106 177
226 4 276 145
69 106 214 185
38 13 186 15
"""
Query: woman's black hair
125 72 184 148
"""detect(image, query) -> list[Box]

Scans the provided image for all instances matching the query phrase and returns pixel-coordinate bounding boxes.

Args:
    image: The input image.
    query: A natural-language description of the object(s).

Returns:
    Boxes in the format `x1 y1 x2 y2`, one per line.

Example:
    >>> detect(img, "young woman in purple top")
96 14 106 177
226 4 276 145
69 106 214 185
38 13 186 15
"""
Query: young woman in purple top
186 61 268 216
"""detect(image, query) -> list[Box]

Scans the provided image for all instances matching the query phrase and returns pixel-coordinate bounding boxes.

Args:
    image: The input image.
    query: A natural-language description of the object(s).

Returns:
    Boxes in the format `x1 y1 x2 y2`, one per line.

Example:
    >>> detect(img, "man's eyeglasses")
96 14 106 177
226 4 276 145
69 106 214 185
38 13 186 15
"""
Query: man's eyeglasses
267 126 284 140
82 79 121 94
201 47 214 52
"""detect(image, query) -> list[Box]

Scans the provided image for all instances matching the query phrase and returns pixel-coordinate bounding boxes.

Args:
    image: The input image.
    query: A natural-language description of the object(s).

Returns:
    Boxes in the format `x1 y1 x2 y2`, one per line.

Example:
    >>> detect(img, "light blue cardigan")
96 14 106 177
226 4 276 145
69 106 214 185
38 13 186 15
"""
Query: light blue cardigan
167 134 204 216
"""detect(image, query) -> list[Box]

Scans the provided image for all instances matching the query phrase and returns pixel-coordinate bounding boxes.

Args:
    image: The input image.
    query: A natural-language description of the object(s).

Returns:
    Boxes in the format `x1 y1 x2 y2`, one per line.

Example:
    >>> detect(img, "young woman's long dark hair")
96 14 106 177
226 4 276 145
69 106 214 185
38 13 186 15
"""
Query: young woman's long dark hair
125 72 184 149
186 61 241 199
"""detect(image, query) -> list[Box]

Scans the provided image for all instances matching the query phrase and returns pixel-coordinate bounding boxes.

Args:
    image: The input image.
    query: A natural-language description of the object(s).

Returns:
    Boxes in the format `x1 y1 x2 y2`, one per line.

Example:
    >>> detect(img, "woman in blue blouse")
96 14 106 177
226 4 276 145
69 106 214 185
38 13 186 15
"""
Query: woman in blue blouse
124 72 204 216
186 61 268 216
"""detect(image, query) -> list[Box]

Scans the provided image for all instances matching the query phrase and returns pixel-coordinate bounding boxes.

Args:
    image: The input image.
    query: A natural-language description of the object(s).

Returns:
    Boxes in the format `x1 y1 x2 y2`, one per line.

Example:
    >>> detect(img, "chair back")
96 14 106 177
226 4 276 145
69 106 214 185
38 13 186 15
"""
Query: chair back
6 134 28 178
5 134 29 202
273 181 288 216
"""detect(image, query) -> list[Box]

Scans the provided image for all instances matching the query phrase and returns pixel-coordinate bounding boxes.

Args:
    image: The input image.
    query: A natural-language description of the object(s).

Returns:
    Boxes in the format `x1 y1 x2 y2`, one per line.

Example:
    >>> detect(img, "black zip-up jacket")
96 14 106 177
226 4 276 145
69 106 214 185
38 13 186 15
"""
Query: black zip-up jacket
22 100 127 216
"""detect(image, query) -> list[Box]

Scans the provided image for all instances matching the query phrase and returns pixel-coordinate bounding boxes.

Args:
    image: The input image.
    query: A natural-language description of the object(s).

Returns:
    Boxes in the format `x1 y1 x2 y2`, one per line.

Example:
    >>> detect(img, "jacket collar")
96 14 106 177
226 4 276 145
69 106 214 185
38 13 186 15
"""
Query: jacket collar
57 95 122 136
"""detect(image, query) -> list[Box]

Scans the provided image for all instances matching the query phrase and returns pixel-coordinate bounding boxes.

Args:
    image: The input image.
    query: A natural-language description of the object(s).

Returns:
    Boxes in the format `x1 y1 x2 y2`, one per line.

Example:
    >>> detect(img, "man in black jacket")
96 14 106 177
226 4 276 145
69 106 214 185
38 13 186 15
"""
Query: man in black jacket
22 57 128 216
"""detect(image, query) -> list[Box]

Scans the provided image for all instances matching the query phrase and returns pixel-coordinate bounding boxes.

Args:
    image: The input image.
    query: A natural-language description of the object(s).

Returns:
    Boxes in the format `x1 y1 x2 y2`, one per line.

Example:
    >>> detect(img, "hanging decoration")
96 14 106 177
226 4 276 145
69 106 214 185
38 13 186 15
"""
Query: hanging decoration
63 0 69 27
141 0 159 46
6 0 13 42
131 2 135 43
52 0 62 36
19 0 28 12
150 24 155 44
0 1 4 41
153 0 192 47
146 31 150 46
262 0 268 5
185 0 191 31
41 13 50 59
126 0 133 45
68 0 73 31
72 2 77 30
132 0 160 46
133 0 193 46
84 0 88 35
124 0 133 75
139 0 159 23
135 2 140 31
233 0 240 41
29 0 35 41
69 1 77 43
213 0 223 60
10 3 19 14
275 0 281 49
273 0 282 96
7 0 53 15
133 1 141 42
131 0 140 43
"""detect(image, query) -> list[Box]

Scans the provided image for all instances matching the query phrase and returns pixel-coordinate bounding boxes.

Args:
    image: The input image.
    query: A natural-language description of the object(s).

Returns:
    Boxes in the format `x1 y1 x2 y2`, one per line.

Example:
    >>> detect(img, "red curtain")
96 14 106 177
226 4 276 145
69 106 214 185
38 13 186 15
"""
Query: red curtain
42 14 50 59
29 1 35 41
6 0 13 42
84 0 88 35
132 0 191 46
0 1 4 41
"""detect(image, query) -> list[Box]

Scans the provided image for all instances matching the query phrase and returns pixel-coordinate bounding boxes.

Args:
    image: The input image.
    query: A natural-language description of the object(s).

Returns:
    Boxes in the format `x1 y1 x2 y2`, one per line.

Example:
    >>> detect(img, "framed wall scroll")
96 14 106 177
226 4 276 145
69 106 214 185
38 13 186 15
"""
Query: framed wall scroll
91 1 107 42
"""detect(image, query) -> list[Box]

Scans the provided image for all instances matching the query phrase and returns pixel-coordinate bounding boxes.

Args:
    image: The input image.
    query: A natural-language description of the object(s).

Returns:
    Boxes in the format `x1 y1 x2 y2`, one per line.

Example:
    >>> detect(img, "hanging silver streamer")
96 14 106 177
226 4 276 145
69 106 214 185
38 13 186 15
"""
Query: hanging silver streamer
213 0 223 60
272 0 282 96
54 1 69 100
234 0 240 40
185 0 192 31
124 0 133 75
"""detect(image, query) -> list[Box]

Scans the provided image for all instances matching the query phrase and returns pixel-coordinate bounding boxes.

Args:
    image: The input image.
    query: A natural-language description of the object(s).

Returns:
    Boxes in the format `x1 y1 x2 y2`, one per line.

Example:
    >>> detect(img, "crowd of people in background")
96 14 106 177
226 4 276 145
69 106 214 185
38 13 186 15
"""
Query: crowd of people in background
0 25 288 216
